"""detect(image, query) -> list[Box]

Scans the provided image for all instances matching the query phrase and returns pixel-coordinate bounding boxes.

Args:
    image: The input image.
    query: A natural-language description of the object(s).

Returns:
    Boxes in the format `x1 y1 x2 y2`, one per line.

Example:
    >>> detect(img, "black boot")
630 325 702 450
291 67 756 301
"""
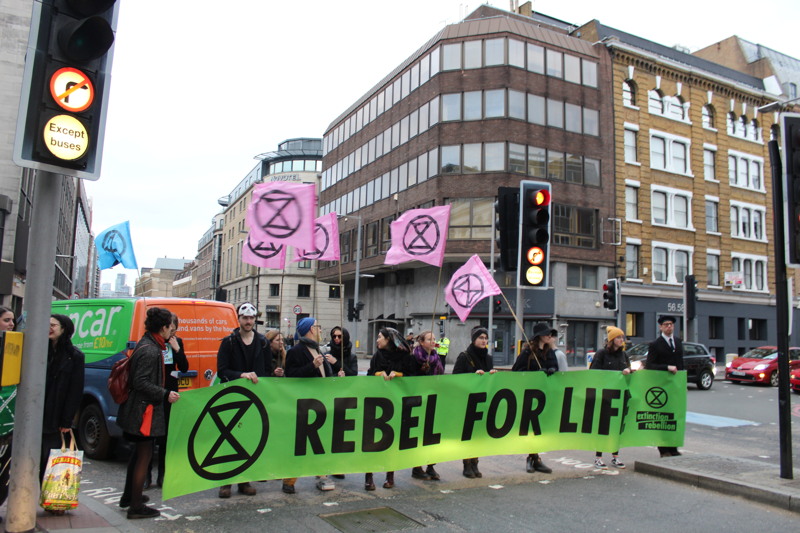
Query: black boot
426 464 440 480
472 458 482 478
462 459 476 478
411 466 430 480
532 454 552 474
383 471 395 489
364 473 375 491
526 454 535 473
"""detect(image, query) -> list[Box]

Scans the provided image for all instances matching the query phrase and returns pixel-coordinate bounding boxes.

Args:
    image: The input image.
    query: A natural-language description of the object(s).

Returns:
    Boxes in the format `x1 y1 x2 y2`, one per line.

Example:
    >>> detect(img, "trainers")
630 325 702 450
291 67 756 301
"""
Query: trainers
316 477 335 491
594 457 608 469
611 457 626 469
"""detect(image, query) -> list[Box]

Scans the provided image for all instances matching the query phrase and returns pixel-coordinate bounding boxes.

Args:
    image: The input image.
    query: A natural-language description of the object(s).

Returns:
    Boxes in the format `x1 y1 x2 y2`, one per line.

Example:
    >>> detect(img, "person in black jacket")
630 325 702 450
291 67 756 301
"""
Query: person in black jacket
329 326 358 376
512 322 558 475
215 302 274 498
453 326 496 478
645 315 685 458
364 327 418 490
590 326 632 469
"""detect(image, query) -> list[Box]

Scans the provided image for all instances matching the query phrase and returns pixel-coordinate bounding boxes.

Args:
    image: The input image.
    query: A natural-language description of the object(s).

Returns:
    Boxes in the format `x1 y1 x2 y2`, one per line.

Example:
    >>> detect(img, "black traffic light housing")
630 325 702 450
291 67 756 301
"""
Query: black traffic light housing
493 298 502 313
496 187 519 271
518 181 551 289
13 0 119 180
602 279 618 311
782 113 800 267
685 274 697 319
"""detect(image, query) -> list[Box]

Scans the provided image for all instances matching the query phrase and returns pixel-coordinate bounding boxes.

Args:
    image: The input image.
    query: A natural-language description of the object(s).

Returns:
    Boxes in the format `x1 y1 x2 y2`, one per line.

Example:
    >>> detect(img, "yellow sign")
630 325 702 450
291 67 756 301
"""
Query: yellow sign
43 114 89 161
0 331 23 387
525 265 544 285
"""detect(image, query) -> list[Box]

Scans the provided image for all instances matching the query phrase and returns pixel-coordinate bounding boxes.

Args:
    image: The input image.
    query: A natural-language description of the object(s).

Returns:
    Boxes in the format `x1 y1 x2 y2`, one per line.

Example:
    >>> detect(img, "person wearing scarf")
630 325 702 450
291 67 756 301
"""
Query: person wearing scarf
329 326 358 376
365 327 418 490
117 307 180 519
410 330 444 481
512 322 559 475
285 317 342 492
453 326 496 478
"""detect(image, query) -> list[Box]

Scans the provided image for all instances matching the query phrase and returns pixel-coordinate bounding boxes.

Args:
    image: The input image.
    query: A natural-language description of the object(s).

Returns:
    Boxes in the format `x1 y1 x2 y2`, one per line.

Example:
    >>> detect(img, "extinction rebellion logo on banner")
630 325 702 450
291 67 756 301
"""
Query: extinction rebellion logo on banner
636 386 677 431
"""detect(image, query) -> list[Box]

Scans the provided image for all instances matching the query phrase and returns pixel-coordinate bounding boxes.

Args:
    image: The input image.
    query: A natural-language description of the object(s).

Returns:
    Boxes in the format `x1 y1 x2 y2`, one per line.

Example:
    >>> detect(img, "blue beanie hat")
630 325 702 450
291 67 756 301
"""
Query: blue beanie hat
296 317 316 338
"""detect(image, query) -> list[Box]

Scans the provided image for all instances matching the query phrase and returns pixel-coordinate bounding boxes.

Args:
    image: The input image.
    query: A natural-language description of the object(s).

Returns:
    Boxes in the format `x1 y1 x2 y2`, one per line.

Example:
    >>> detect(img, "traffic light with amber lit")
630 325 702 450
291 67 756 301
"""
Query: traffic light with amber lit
518 181 551 289
603 279 618 311
783 113 800 267
13 0 120 180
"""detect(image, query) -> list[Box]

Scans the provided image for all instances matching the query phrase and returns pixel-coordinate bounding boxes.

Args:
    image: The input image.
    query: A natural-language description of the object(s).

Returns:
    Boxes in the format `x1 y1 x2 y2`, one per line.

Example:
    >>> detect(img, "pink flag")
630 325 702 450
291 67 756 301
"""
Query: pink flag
294 213 341 262
444 255 502 322
242 234 287 269
246 182 316 251
385 205 451 267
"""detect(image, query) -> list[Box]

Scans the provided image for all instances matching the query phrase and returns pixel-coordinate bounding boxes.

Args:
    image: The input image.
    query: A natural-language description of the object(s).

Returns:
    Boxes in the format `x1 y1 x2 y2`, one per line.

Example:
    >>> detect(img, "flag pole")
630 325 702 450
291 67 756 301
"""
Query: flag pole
499 291 536 365
338 260 344 328
430 264 444 335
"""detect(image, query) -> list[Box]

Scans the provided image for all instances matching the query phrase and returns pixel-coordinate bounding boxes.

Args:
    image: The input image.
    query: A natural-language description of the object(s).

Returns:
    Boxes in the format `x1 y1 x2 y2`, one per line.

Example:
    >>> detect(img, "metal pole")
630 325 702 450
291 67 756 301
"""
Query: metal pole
488 204 496 351
353 217 363 353
768 139 793 479
7 171 63 532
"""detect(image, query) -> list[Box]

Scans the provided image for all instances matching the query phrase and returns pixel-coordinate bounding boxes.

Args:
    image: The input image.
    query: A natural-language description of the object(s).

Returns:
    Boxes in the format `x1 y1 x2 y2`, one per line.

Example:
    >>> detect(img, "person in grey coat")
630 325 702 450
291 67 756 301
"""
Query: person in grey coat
117 307 180 520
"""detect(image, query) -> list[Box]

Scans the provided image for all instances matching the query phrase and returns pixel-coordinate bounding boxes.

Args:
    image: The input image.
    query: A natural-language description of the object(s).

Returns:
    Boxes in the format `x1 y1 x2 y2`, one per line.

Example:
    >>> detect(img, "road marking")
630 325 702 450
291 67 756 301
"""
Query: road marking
686 411 758 427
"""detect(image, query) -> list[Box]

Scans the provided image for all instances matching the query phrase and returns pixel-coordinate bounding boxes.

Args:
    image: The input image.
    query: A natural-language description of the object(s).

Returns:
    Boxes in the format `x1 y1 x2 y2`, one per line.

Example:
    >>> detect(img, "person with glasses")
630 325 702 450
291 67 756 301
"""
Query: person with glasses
645 315 684 458
512 322 558 476
329 326 357 376
286 317 341 492
452 326 496 478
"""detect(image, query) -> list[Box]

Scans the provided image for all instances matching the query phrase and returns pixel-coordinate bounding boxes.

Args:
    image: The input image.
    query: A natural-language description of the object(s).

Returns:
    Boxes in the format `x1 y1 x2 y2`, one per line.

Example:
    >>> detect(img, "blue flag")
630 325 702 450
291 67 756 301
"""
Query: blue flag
95 221 138 270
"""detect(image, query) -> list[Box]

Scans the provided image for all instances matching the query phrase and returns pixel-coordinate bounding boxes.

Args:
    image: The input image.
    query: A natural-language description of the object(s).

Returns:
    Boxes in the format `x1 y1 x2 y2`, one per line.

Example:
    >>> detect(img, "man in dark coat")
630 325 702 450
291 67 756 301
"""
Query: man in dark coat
214 302 274 498
645 315 685 458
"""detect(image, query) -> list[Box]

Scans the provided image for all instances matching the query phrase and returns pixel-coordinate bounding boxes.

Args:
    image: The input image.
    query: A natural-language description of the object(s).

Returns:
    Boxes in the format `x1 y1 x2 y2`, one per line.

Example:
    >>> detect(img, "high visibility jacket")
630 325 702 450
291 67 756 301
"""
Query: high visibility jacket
436 337 450 356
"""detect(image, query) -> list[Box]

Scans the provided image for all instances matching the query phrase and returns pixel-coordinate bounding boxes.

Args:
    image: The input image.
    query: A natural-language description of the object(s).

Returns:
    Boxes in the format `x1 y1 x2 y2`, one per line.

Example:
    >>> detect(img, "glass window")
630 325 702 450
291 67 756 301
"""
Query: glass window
527 43 545 74
399 116 409 145
584 108 599 136
651 137 666 169
442 43 461 70
464 91 482 120
622 81 635 107
705 200 718 232
565 153 583 183
674 195 688 228
625 129 637 163
755 261 765 290
485 38 504 66
652 191 667 224
704 149 715 180
509 143 526 173
410 63 420 92
528 146 546 177
407 159 418 187
547 150 564 180
702 105 714 128
625 186 638 220
419 102 430 132
509 90 525 119
430 47 440 76
565 103 582 133
398 163 409 191
509 39 524 68
464 40 482 69
429 96 439 126
442 93 462 121
485 89 505 118
753 211 763 239
528 94 545 125
389 168 399 194
707 254 720 286
564 54 581 84
674 251 689 281
567 264 597 289
728 155 737 185
546 49 563 77
417 152 428 183
730 206 739 237
448 199 471 239
744 259 752 289
547 99 563 128
463 143 481 173
653 248 668 281
584 158 600 186
738 158 749 186
672 142 687 173
582 60 598 87
741 208 750 237
441 145 460 174
409 109 419 138
626 244 639 279
751 161 761 189
428 147 438 177
420 54 430 84
485 143 504 171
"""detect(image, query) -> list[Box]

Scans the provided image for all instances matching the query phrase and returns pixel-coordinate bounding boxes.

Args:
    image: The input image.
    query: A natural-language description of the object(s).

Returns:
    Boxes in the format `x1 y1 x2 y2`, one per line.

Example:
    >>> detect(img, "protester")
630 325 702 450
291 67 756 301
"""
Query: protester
0 307 15 520
117 307 178 519
645 315 685 458
365 328 418 490
589 326 632 469
329 326 357 376
265 329 295 493
436 335 450 368
286 317 341 491
411 330 444 481
215 302 273 498
452 326 496 478
512 322 558 475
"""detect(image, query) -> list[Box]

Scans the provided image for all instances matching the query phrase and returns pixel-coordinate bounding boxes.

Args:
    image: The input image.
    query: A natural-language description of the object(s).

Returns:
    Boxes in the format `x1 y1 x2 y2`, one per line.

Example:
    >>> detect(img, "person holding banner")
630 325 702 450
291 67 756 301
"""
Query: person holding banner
589 326 632 469
0 307 16 521
265 329 298 494
646 315 685 458
411 330 444 481
215 302 274 498
117 307 179 519
329 326 358 376
512 322 558 475
452 326 496 478
365 328 418 490
286 317 342 492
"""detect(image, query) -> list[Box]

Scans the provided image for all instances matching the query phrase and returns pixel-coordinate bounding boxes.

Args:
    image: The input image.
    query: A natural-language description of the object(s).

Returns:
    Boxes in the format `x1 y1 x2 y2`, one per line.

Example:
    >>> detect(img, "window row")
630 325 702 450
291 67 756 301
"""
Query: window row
730 202 766 241
727 113 762 142
728 152 764 191
268 159 322 174
647 90 689 122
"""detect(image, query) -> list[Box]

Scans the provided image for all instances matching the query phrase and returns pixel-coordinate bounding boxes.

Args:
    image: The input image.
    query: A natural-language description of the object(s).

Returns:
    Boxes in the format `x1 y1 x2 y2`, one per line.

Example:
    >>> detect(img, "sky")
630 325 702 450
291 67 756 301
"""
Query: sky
88 0 800 287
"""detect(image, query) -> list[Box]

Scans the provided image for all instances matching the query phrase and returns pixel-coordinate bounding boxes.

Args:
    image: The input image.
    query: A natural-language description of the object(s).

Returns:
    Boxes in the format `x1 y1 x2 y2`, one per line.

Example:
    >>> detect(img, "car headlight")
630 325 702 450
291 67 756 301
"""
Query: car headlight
726 361 732 368
753 364 769 371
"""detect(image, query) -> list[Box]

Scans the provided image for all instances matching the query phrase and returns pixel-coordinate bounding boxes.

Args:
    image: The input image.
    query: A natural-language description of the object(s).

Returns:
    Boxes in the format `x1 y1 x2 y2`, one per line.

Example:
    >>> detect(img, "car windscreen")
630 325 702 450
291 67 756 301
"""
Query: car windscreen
627 343 648 356
741 348 777 359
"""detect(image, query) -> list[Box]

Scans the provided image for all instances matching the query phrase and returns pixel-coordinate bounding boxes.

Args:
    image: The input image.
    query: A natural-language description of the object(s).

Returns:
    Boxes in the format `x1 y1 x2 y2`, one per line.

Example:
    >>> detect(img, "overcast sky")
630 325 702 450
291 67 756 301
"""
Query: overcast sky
88 0 800 287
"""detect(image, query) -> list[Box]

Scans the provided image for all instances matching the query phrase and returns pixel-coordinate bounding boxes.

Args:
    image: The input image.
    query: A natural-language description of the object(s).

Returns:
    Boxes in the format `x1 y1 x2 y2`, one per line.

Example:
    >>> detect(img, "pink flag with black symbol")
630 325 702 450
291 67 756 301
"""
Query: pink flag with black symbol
242 234 287 269
385 205 450 267
294 213 341 262
246 182 316 251
445 254 502 322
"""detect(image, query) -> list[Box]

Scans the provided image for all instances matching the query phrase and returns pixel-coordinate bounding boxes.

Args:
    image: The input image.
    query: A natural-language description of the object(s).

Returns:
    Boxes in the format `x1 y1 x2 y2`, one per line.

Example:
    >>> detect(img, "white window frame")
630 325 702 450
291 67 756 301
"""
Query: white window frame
624 122 639 165
705 195 720 235
730 200 767 242
703 144 718 182
706 249 721 288
650 130 692 176
730 252 768 292
651 241 694 285
650 184 694 231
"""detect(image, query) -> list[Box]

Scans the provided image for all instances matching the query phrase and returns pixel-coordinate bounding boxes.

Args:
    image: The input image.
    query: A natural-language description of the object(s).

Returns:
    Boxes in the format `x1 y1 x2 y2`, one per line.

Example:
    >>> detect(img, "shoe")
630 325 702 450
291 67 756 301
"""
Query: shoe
383 472 395 489
426 465 440 481
281 483 296 494
611 457 626 469
462 460 476 479
218 485 232 498
532 454 552 474
594 457 608 469
127 505 160 519
671 450 683 456
660 451 672 458
411 466 430 480
238 483 256 496
365 473 375 491
471 459 482 478
526 455 535 473
142 475 152 490
155 474 164 488
332 474 346 479
316 477 335 491
119 495 149 508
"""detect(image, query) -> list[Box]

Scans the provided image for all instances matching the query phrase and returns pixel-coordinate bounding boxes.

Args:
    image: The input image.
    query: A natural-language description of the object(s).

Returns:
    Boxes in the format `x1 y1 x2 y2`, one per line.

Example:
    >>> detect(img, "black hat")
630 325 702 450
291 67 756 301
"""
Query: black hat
471 326 489 343
657 315 677 325
532 322 557 339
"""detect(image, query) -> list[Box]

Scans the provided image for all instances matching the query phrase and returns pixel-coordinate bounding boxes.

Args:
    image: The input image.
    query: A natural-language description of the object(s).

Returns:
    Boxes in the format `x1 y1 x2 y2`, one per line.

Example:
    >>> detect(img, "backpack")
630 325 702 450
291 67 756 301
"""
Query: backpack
108 354 132 404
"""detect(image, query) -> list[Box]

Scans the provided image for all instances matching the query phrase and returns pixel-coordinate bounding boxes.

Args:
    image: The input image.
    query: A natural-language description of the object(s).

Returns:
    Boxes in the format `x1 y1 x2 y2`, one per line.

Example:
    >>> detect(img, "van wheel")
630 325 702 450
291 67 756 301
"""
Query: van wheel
78 404 111 460
697 369 713 390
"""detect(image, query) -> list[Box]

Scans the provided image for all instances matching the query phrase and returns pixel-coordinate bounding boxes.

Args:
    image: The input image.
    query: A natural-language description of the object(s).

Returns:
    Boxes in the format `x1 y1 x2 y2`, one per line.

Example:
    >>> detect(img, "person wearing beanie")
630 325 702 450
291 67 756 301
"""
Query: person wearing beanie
512 322 559 475
452 325 496 479
285 317 342 492
589 325 633 469
365 327 418 490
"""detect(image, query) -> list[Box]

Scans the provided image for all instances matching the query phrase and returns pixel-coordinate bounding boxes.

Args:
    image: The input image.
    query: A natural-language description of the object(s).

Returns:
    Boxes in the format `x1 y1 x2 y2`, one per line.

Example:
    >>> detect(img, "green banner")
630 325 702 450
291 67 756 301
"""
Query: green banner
164 370 686 499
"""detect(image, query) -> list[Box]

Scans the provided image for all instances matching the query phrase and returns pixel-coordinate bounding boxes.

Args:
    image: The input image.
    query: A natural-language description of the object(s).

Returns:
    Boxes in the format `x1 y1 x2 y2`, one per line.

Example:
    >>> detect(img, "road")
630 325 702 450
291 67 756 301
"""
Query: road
74 371 800 532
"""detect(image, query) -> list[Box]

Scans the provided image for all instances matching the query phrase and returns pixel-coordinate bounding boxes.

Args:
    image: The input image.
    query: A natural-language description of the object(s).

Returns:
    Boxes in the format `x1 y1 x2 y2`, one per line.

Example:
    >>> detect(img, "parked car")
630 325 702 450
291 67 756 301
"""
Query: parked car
626 342 716 390
726 346 800 387
789 366 800 393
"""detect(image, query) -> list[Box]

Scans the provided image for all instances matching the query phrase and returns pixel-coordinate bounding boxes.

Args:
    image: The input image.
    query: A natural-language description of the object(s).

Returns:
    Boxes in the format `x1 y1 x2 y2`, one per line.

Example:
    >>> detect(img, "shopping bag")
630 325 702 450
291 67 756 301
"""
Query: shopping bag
40 430 82 511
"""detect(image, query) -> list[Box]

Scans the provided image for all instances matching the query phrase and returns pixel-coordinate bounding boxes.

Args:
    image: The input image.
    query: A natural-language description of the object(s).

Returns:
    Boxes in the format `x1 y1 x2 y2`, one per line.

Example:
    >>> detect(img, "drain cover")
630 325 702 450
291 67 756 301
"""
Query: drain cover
320 506 424 533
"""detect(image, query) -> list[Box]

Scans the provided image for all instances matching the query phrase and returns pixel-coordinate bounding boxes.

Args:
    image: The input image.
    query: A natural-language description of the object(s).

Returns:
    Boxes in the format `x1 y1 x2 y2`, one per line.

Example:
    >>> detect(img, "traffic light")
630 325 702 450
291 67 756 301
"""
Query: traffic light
13 0 120 180
493 298 502 313
518 181 551 289
496 187 519 271
782 113 800 267
685 274 697 319
603 279 618 311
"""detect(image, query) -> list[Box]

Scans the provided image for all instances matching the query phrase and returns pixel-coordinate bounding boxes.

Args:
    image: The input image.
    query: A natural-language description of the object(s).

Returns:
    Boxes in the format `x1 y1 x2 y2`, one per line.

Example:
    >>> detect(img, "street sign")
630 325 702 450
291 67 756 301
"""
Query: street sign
293 305 302 315
49 67 94 112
